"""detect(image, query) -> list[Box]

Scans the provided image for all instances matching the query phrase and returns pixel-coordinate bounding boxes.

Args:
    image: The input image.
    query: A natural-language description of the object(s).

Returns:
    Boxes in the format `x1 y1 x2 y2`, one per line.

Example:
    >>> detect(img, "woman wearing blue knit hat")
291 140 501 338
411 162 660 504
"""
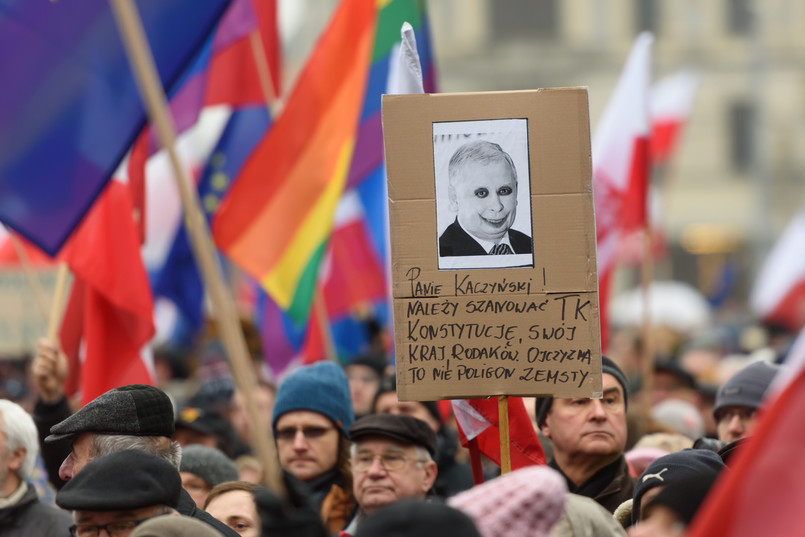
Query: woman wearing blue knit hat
272 361 356 534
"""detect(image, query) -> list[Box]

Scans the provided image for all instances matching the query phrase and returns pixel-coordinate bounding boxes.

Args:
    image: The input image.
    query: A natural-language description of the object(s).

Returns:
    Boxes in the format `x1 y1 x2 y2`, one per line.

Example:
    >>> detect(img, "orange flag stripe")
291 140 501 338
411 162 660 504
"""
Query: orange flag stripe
213 0 376 274
224 67 369 277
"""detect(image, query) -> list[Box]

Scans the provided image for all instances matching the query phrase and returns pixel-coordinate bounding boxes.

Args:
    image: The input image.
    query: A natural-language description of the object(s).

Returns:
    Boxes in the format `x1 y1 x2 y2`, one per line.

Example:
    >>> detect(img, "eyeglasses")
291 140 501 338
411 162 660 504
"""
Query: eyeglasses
69 519 151 537
347 374 380 385
351 452 423 472
715 408 755 423
275 426 334 442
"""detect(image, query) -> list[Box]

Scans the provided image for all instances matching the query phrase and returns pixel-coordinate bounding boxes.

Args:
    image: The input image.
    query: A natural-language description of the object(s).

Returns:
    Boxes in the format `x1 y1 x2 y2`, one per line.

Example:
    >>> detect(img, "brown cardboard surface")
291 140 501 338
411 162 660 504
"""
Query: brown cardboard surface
382 88 602 401
0 269 63 357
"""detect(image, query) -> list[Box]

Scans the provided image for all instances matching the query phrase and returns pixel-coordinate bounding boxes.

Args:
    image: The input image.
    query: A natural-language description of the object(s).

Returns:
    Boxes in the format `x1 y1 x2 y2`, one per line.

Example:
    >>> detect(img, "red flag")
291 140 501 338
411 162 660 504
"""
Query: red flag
58 181 155 405
650 68 698 165
592 32 653 345
205 0 281 105
452 398 545 472
685 328 805 537
750 210 805 332
321 193 386 319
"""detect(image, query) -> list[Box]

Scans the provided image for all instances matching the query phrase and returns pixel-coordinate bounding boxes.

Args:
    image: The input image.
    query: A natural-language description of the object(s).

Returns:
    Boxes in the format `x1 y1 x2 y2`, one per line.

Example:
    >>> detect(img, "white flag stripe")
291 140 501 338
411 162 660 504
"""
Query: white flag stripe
591 32 653 275
452 399 491 441
650 68 699 121
387 21 424 95
749 210 805 316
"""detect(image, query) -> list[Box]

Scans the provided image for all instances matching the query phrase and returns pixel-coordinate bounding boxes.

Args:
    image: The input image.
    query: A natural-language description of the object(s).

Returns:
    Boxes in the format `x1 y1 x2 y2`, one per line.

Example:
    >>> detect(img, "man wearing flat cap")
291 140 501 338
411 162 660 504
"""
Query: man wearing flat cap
534 356 635 513
342 414 438 536
56 450 181 537
37 382 239 537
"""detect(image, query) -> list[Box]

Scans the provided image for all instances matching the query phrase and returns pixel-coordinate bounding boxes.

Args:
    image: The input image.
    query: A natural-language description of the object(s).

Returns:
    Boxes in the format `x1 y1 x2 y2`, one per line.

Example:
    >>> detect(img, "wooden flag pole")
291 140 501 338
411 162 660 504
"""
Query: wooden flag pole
46 264 70 341
640 226 655 420
110 0 285 497
498 395 512 474
248 29 279 114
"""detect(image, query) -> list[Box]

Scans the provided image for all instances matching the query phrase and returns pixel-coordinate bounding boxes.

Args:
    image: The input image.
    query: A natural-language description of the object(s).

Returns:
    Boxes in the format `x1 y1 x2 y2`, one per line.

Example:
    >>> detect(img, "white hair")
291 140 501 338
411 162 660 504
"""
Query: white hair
0 399 39 480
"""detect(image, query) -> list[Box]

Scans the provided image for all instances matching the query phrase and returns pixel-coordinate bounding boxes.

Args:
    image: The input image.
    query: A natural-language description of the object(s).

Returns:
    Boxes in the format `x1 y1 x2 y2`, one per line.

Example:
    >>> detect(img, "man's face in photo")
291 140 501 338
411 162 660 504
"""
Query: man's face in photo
450 159 518 242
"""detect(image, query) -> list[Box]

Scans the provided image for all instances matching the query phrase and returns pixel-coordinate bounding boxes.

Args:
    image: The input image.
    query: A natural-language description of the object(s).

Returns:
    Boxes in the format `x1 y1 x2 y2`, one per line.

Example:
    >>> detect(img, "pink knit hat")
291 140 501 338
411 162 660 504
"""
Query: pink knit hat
448 466 567 537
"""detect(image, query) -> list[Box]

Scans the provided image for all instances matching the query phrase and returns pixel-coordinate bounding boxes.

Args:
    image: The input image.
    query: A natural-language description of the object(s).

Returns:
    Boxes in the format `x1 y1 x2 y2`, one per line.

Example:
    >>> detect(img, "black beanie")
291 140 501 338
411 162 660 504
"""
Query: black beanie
534 356 629 428
632 448 725 525
644 473 719 527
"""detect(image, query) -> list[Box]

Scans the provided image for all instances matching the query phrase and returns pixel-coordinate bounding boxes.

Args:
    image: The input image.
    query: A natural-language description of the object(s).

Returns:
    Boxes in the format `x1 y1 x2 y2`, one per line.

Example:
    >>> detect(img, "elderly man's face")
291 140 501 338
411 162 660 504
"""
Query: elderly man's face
449 160 517 242
71 505 166 537
275 410 339 481
0 413 25 490
59 432 94 481
541 374 627 468
351 437 437 515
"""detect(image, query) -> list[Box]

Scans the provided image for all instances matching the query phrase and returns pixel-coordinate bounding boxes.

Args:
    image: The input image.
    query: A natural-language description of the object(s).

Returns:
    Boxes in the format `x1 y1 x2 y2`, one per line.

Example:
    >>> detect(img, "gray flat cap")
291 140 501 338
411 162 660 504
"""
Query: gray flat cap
46 384 174 442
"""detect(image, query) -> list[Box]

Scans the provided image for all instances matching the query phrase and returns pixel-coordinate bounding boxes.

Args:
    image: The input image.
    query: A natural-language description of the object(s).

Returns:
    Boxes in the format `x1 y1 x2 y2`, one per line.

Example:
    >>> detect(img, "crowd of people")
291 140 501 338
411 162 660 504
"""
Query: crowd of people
0 320 795 537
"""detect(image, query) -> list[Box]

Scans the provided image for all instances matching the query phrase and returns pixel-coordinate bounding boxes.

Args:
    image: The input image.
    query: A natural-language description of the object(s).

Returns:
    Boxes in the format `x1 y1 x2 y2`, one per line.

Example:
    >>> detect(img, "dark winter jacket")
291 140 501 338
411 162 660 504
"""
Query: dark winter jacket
550 455 636 513
0 483 72 537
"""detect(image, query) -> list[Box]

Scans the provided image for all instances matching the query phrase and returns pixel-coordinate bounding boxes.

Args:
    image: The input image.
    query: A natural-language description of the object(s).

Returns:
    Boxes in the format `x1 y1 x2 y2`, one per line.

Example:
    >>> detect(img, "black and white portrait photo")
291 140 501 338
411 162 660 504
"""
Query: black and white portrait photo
434 118 533 270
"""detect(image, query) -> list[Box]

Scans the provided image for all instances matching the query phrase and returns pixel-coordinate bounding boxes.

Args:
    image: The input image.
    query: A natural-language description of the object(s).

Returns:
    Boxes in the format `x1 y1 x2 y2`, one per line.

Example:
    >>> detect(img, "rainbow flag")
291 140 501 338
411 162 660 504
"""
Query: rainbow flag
212 0 377 323
254 0 437 373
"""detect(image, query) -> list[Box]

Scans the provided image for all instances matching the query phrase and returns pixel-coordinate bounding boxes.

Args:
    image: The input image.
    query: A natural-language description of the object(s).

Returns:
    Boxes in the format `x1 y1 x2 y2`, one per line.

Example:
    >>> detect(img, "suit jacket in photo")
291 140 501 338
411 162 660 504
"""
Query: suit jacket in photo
439 219 532 257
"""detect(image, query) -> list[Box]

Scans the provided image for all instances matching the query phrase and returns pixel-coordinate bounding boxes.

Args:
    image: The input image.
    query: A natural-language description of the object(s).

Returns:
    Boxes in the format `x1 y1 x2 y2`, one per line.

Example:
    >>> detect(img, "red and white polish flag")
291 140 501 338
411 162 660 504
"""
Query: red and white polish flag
750 210 805 333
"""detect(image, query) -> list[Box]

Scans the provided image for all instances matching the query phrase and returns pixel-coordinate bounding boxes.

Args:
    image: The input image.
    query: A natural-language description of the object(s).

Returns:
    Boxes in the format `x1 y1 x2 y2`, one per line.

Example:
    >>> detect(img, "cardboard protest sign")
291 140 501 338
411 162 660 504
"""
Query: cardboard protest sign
0 269 60 357
382 88 602 401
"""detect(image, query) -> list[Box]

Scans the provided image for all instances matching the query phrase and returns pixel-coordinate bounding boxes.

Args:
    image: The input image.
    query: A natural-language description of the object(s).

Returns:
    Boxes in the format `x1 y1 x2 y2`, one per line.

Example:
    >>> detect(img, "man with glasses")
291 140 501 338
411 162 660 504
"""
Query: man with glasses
56 450 180 537
713 360 780 444
342 414 438 536
271 361 355 534
33 344 239 537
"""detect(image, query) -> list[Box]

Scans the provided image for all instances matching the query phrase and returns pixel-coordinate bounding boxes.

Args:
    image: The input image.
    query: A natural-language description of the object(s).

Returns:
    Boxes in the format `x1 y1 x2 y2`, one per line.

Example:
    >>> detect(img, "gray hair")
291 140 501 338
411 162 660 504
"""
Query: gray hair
413 445 434 466
90 434 182 470
0 400 38 480
448 140 518 187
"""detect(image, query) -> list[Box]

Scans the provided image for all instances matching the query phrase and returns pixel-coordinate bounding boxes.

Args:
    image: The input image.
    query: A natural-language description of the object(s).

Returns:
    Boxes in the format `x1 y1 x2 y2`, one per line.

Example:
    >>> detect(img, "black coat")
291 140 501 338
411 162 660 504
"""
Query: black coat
550 456 636 514
439 219 532 257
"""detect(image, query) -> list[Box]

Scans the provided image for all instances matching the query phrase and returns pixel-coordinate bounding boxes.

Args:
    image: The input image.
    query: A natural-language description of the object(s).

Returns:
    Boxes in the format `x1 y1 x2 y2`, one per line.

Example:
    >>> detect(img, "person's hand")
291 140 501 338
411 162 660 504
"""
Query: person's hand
31 338 68 404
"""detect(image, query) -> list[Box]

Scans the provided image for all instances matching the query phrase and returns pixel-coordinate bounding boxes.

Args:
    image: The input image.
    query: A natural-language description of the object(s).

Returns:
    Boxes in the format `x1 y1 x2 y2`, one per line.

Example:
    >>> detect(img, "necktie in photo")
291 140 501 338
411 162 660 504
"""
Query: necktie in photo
490 243 513 255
